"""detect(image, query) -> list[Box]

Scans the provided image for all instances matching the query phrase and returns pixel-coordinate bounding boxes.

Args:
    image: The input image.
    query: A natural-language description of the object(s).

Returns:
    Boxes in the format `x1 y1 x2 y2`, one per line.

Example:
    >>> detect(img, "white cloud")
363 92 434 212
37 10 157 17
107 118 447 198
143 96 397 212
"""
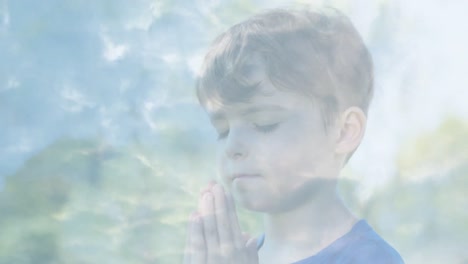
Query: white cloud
5 135 32 153
162 53 180 65
1 76 20 92
187 52 204 76
60 85 95 113
123 0 164 31
101 33 128 62
1 0 9 28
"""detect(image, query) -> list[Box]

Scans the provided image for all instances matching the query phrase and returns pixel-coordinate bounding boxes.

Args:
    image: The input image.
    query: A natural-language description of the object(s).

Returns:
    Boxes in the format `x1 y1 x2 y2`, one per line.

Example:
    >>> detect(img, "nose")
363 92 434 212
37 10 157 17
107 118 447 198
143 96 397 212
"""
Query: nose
224 126 249 160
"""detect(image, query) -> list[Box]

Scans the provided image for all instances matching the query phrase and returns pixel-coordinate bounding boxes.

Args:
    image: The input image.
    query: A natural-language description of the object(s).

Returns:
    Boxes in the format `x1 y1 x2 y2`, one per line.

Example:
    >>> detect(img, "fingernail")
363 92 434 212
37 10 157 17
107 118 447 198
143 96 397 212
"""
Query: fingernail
205 181 216 191
200 181 216 196
204 192 213 201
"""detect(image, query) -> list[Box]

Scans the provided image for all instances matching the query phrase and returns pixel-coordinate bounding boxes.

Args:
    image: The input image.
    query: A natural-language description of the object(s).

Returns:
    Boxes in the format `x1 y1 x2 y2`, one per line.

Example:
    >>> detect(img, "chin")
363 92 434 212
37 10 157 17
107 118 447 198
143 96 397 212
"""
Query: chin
234 193 285 213
234 193 267 212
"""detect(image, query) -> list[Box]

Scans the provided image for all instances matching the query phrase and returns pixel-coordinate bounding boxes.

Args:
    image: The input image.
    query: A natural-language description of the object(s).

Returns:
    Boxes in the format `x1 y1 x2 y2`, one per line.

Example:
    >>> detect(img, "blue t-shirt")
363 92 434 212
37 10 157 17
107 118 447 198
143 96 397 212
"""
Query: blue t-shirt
257 220 404 264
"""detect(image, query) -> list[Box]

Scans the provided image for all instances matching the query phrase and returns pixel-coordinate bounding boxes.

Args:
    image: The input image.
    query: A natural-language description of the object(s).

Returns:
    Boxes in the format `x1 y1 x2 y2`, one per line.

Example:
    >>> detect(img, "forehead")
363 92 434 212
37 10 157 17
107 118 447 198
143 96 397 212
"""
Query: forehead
205 80 313 119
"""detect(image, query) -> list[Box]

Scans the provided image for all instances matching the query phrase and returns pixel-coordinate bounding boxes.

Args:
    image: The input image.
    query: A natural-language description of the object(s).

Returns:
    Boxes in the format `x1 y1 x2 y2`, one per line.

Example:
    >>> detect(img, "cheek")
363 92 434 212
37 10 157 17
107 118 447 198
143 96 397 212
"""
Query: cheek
216 150 227 178
265 125 332 179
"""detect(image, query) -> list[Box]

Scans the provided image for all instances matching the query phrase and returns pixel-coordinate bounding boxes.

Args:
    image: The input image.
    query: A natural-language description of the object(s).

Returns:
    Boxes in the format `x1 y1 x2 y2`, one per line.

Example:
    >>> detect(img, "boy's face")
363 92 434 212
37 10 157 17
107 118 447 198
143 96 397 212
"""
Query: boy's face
205 76 342 213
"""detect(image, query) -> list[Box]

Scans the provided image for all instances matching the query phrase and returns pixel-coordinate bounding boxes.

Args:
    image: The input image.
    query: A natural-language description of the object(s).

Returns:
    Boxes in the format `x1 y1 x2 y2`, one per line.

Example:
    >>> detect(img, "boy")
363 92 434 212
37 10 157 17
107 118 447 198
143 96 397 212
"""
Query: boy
184 7 404 264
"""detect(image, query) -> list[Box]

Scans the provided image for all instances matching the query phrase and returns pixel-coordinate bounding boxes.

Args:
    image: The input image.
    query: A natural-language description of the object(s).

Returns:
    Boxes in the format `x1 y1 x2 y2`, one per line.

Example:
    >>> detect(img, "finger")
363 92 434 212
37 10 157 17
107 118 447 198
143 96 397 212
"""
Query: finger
225 191 244 248
212 184 235 257
200 180 216 195
245 236 258 249
246 236 260 262
242 232 251 244
190 213 206 264
199 192 219 259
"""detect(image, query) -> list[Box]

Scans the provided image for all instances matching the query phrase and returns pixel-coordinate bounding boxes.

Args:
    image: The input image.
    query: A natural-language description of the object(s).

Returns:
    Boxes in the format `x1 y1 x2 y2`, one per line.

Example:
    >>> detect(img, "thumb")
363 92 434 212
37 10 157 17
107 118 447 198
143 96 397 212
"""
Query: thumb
242 232 251 243
246 236 259 262
243 232 258 249
246 236 258 249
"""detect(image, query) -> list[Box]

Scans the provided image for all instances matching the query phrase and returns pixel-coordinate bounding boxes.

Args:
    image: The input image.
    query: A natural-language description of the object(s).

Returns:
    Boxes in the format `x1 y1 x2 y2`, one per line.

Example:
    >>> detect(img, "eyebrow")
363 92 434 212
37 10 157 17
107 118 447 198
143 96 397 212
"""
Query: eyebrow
209 105 287 121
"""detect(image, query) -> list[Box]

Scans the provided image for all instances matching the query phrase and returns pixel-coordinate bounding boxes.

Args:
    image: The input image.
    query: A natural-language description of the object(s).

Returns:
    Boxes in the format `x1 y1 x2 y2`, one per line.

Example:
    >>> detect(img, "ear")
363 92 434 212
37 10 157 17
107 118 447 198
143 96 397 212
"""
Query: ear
334 107 367 155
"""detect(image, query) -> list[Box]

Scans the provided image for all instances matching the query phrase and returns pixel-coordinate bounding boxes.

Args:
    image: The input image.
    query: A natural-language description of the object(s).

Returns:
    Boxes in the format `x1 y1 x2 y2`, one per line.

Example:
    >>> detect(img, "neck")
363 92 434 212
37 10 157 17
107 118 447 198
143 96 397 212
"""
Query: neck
259 186 357 263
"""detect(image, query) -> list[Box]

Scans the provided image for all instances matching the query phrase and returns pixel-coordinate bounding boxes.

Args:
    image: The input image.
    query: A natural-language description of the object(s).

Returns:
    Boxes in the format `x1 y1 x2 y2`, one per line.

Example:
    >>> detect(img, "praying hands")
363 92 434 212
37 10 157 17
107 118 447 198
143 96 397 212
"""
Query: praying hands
184 183 259 264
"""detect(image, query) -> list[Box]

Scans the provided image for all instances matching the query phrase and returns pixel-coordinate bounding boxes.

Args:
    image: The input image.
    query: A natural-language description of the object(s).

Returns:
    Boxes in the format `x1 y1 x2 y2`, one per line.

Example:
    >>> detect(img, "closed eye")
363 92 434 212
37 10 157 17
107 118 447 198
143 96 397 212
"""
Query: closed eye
254 123 280 133
216 122 280 140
